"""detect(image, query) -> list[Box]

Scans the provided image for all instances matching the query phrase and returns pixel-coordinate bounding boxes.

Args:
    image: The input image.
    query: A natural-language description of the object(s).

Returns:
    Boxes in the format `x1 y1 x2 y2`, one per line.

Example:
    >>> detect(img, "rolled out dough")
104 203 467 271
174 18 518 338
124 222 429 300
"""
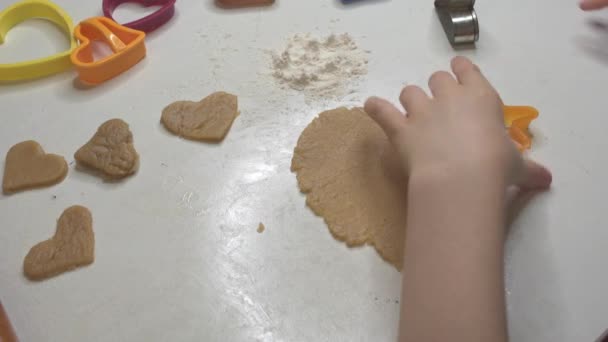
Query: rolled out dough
291 107 408 269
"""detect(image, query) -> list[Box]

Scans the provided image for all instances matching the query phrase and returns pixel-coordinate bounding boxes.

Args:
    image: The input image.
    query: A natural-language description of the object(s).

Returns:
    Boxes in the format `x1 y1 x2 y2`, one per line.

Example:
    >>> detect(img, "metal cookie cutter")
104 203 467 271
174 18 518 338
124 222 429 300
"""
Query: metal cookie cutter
0 0 77 81
71 16 146 85
434 0 479 45
102 0 176 33
503 105 539 151
215 0 275 8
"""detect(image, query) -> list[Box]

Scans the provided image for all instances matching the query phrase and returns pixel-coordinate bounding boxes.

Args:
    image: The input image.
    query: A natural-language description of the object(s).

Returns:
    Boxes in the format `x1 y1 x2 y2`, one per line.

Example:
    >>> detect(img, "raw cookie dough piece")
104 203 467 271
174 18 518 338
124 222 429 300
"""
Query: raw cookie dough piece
23 205 94 281
291 107 408 269
161 91 239 142
2 140 68 194
75 119 139 179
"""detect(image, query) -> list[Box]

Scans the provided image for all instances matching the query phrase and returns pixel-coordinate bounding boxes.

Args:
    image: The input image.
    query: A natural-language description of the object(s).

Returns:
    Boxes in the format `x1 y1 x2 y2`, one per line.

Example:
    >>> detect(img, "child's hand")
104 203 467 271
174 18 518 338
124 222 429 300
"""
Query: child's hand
364 56 551 190
580 0 608 10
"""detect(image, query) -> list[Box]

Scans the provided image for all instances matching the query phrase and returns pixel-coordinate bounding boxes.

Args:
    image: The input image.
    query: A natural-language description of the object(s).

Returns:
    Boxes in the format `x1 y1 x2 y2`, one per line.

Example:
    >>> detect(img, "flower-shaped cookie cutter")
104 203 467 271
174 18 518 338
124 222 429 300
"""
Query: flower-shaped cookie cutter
504 105 539 151
102 0 176 33
71 16 146 85
0 0 77 81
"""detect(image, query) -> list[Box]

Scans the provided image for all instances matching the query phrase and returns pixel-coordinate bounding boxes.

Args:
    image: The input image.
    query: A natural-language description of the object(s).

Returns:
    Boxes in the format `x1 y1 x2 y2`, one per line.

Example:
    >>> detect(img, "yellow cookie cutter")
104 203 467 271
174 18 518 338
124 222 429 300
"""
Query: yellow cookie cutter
0 0 77 81
503 105 539 151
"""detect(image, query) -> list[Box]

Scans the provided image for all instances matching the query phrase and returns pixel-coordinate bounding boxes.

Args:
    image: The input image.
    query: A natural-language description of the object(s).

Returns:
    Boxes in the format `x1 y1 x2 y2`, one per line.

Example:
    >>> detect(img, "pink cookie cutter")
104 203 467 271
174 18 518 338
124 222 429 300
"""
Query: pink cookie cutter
102 0 176 33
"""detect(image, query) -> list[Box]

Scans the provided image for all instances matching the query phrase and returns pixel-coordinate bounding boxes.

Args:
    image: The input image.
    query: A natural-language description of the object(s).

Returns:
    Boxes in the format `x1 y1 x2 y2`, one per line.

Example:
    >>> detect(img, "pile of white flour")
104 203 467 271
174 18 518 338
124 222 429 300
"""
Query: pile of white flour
270 33 368 97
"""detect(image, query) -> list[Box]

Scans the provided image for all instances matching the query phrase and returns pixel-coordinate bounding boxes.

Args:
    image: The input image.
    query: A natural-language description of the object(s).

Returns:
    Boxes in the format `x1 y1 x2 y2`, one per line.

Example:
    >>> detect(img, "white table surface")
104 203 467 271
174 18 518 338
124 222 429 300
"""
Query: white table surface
1 0 607 341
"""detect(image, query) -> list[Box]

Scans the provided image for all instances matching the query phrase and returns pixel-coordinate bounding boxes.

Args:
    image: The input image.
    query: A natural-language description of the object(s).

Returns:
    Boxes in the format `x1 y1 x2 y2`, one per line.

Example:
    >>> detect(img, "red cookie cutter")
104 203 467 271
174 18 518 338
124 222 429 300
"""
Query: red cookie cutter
71 16 146 85
102 0 176 33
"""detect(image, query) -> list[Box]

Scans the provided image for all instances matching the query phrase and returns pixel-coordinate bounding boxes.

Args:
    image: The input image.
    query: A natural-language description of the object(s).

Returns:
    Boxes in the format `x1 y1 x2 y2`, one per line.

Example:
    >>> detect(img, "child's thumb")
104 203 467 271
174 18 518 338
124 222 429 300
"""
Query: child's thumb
516 159 552 190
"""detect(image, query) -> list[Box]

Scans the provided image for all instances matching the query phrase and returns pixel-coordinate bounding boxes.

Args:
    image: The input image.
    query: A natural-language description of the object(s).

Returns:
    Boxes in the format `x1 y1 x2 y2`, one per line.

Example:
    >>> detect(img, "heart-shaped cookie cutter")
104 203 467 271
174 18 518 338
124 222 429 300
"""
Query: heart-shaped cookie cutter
503 105 539 151
0 0 77 81
71 16 146 85
102 0 176 33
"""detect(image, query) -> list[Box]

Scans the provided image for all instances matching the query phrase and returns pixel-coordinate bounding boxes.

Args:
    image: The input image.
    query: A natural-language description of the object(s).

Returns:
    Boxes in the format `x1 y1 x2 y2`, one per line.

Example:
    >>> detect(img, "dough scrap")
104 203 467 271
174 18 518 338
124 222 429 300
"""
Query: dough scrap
2 140 68 194
291 107 408 269
75 119 139 179
23 205 94 281
161 91 239 142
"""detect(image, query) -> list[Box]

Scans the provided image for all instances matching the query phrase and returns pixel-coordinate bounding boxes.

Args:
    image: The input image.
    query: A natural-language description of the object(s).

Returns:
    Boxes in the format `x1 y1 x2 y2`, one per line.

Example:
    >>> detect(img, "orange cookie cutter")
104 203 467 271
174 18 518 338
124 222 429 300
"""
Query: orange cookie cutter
70 16 146 85
503 105 538 151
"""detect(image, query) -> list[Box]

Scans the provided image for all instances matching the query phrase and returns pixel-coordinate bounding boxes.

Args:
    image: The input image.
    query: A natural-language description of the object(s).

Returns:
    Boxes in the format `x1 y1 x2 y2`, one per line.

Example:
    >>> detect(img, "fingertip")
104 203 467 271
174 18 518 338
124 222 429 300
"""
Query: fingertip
363 96 406 138
533 165 552 189
364 96 383 116
399 85 430 114
580 0 592 10
579 0 607 10
451 56 480 75
400 84 423 97
451 56 472 69
520 160 553 190
428 70 457 96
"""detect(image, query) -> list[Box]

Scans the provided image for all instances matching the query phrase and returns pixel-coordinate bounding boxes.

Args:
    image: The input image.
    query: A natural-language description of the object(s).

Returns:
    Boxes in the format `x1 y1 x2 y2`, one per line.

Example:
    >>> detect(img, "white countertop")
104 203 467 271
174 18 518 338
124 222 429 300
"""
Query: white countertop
1 0 607 341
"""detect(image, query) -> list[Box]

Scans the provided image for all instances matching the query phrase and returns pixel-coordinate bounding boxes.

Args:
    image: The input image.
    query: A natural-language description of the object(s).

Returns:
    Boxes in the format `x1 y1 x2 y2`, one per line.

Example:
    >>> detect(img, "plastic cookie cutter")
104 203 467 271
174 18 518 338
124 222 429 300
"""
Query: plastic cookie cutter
0 0 77 81
434 0 479 45
71 16 146 85
102 0 176 33
503 105 539 151
215 0 275 8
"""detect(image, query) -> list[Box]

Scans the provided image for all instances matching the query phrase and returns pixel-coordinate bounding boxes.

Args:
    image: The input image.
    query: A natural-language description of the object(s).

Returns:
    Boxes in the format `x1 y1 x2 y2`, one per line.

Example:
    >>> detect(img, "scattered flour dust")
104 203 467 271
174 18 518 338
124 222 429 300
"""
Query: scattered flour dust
271 33 369 97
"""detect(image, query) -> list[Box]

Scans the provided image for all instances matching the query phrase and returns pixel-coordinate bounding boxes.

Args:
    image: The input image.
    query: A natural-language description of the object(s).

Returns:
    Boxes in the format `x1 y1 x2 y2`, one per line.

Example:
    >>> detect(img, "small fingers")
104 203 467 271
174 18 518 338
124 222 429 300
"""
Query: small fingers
451 56 489 88
515 159 553 190
580 0 608 10
399 85 430 114
428 70 458 97
364 96 407 140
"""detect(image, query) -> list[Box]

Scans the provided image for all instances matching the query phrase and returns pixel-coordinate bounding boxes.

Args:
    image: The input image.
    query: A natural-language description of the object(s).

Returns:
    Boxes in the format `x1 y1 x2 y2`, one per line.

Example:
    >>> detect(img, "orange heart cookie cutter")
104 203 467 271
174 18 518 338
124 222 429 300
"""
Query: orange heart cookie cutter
503 105 539 151
70 16 146 85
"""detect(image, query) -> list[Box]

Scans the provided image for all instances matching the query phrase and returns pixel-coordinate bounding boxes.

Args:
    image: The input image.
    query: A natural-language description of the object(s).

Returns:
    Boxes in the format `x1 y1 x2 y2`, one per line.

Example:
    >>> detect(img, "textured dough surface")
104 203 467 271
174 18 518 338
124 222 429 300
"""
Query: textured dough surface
23 205 94 281
75 119 139 179
2 140 67 194
291 107 408 269
161 91 239 142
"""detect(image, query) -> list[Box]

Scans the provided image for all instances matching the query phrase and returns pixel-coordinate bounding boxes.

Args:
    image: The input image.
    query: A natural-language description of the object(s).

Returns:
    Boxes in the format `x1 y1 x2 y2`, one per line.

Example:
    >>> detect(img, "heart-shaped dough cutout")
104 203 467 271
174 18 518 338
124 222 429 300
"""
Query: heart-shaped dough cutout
2 140 68 194
23 205 94 281
161 91 239 142
75 118 139 179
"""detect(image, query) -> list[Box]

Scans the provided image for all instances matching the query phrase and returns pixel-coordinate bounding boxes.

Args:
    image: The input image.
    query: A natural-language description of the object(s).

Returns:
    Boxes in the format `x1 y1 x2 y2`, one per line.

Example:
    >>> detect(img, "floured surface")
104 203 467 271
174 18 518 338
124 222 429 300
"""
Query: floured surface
291 107 408 269
0 1 602 341
161 91 239 142
2 140 67 194
270 33 368 98
23 206 95 281
75 119 139 179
